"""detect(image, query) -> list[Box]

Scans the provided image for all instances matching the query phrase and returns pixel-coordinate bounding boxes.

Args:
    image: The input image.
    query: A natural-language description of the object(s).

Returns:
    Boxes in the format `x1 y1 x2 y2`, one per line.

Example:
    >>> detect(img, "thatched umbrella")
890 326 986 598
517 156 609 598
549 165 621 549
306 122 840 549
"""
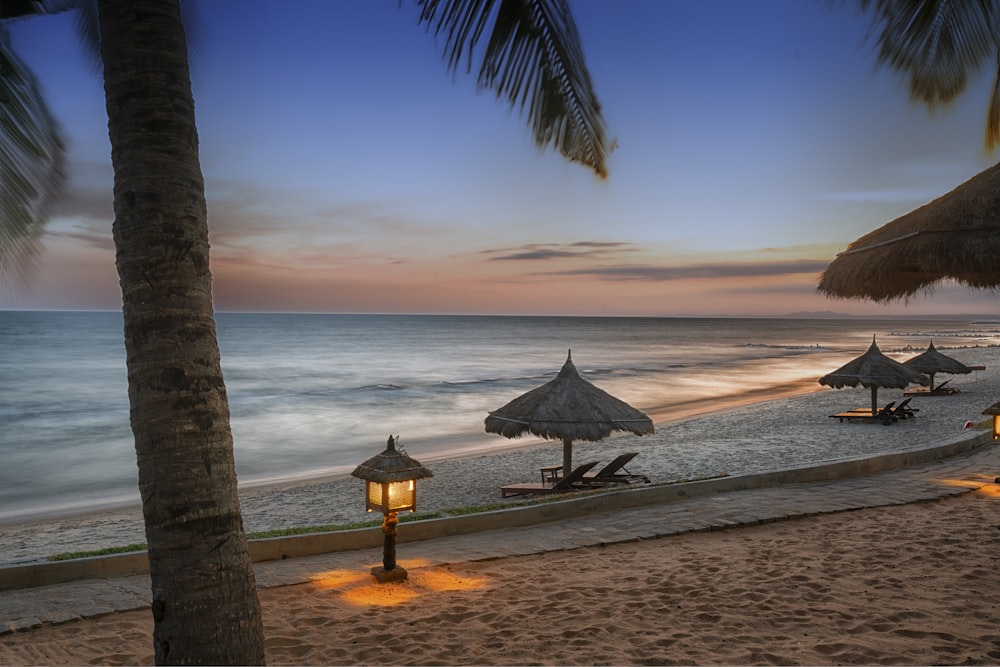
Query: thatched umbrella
818 337 928 415
484 350 654 475
903 341 972 391
818 162 1000 302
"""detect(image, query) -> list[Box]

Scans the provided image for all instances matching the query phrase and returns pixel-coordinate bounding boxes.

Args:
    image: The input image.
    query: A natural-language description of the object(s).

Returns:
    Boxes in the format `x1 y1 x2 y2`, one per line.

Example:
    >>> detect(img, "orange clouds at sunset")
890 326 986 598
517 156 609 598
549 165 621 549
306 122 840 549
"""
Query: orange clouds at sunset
5 1 1000 317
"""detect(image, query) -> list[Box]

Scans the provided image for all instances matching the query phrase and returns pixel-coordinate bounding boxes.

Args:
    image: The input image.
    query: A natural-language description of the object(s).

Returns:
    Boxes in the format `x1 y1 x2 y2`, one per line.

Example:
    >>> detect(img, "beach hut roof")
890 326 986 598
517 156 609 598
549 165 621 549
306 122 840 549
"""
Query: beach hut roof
818 161 1000 302
903 341 972 376
484 350 654 443
818 338 928 390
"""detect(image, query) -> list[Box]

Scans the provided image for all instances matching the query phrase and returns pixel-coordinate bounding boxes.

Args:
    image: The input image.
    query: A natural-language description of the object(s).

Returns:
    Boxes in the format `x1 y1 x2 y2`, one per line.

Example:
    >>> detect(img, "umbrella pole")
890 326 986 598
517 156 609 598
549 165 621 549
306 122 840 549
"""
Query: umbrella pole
871 386 878 417
563 438 572 478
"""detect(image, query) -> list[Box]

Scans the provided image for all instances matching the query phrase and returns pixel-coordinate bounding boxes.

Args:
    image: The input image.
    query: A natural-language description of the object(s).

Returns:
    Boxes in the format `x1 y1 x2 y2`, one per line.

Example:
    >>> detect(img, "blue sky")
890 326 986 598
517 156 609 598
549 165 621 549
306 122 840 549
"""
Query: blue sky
5 0 1000 316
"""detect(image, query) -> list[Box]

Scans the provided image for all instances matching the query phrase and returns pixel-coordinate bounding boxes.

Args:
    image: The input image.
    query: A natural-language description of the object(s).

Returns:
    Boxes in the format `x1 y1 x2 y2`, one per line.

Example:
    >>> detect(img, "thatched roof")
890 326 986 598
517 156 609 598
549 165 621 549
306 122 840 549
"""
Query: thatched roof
351 436 433 484
903 341 972 377
818 338 928 390
818 161 1000 302
484 350 654 443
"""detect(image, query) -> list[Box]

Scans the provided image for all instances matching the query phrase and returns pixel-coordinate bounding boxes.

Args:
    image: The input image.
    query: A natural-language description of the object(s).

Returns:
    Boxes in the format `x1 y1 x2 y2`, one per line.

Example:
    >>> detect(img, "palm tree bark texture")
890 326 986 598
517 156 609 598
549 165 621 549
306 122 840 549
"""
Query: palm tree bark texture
96 0 265 663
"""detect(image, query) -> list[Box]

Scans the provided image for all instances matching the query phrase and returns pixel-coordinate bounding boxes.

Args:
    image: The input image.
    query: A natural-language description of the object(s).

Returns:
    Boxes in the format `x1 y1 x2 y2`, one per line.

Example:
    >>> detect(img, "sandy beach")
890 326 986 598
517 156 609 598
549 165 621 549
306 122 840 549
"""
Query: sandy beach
2 484 999 665
2 344 1000 664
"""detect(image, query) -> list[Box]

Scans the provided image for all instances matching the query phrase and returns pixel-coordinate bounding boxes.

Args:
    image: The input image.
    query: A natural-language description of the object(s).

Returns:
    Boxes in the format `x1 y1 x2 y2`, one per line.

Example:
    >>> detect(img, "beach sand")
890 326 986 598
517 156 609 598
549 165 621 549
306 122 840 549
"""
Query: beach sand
2 345 1000 664
2 486 999 665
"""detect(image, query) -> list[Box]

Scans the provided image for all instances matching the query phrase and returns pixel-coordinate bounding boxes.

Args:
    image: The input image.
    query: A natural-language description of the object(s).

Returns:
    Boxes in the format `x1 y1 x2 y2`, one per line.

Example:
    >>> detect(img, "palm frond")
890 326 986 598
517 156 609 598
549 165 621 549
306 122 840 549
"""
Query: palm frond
987 49 1000 150
0 28 65 290
69 0 101 72
416 0 611 178
860 0 999 107
0 1 46 20
2 2 100 66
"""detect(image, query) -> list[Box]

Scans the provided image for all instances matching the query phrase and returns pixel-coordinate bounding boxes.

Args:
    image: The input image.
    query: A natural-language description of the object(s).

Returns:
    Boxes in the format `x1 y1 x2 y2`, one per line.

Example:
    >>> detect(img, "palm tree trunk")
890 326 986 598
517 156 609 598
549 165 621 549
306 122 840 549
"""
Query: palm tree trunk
97 0 264 663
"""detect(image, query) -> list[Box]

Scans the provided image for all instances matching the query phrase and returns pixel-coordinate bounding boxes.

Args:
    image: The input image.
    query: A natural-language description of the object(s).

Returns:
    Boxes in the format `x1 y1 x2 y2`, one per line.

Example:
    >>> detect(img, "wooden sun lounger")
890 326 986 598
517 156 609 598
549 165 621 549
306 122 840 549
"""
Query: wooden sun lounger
582 452 650 485
500 461 599 498
889 397 918 419
829 410 896 424
830 401 897 424
905 380 959 396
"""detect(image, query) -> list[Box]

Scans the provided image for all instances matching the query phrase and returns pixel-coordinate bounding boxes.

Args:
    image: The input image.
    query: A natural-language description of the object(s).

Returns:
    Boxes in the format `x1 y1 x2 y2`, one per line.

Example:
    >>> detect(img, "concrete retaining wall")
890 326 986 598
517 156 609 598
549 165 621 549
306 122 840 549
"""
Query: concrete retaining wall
0 430 990 592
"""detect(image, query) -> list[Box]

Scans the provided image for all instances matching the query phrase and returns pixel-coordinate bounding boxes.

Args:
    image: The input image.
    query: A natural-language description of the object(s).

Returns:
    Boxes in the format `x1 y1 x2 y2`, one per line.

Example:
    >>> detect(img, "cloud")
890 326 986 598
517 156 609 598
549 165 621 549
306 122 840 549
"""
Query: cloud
203 178 455 255
44 225 115 252
49 160 114 223
550 259 830 282
722 281 823 296
483 241 638 261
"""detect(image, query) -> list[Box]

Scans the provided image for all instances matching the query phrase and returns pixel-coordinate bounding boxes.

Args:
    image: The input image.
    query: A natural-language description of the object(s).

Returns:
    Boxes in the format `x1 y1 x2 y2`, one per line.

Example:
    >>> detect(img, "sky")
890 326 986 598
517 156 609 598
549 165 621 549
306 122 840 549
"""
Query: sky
5 0 1000 317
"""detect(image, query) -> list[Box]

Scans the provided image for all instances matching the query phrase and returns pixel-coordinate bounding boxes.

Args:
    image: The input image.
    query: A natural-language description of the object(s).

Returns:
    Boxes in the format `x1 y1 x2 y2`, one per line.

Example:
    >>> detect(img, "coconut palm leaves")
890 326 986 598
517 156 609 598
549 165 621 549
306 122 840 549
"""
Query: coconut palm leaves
858 0 1000 149
0 0 97 290
416 0 611 177
0 27 64 289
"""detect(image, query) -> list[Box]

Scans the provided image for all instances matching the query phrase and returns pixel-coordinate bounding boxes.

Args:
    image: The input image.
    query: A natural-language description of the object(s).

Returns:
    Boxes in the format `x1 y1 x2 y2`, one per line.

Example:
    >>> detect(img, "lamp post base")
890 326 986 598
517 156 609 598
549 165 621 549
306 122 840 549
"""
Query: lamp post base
371 565 408 583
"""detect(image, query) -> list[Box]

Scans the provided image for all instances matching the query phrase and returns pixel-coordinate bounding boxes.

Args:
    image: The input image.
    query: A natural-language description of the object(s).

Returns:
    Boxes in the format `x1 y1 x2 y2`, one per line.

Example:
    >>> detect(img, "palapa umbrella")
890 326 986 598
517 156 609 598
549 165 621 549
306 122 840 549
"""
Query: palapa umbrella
903 340 972 392
818 162 1000 302
484 350 654 475
819 337 928 416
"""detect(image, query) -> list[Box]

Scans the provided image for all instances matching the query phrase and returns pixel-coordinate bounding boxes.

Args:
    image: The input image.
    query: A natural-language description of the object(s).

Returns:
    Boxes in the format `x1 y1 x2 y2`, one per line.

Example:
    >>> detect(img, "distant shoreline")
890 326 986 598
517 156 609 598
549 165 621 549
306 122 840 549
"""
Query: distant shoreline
3 344 998 564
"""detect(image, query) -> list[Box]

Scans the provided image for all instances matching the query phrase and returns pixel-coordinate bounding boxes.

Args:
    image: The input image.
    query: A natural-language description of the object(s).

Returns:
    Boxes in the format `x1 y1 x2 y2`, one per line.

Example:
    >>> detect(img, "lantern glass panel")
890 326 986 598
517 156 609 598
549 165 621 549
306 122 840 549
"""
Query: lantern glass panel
366 481 384 511
387 480 416 512
993 415 1000 440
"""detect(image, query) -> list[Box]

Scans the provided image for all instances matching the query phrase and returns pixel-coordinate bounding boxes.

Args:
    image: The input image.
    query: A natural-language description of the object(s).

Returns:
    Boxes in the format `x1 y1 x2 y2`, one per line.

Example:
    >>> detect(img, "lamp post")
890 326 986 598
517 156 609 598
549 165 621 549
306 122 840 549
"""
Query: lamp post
351 435 433 582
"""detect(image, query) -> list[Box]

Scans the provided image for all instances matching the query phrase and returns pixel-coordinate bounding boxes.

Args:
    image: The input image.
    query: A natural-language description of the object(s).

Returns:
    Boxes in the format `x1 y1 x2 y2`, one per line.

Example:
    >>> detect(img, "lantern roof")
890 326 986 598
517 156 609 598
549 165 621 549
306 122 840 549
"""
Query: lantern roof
351 435 433 483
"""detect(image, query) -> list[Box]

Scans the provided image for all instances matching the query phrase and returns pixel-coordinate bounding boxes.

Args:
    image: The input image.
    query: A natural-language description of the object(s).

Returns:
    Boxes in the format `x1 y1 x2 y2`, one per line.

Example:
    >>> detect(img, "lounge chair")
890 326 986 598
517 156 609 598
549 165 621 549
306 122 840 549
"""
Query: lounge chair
888 397 918 419
905 379 959 396
829 401 897 424
582 452 650 485
500 461 599 498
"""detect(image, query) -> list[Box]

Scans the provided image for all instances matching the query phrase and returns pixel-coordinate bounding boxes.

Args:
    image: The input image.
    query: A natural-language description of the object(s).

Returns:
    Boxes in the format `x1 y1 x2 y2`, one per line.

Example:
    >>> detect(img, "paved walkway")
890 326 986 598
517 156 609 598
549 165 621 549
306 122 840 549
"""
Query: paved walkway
3 443 999 635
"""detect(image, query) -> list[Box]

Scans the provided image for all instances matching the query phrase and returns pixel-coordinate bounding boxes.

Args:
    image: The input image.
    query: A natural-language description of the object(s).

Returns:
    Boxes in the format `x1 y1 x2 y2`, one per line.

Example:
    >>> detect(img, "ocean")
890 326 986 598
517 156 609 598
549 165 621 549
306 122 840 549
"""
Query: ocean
2 310 999 523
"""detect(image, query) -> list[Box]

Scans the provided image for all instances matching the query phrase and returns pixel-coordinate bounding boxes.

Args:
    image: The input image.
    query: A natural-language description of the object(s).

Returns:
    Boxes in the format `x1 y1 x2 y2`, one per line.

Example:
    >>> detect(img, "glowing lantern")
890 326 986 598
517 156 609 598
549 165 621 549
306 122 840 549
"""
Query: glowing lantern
351 435 433 582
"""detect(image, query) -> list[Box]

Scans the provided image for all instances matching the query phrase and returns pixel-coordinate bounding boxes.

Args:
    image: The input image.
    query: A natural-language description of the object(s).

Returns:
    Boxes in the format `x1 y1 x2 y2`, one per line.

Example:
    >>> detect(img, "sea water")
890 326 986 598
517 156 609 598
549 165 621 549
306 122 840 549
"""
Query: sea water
2 310 999 523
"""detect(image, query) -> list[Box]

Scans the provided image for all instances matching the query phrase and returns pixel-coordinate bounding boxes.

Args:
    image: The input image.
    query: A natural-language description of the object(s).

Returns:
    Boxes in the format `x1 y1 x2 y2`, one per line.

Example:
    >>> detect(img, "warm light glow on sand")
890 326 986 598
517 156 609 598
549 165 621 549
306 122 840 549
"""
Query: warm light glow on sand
416 568 488 592
340 581 420 607
307 560 489 608
936 477 1000 495
307 568 371 590
973 481 1000 497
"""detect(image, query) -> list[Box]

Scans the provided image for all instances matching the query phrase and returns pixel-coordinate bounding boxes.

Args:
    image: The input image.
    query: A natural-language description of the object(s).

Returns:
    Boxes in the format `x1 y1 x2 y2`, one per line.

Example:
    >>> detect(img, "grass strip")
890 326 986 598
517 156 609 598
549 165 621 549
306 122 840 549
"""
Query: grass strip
44 473 729 561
